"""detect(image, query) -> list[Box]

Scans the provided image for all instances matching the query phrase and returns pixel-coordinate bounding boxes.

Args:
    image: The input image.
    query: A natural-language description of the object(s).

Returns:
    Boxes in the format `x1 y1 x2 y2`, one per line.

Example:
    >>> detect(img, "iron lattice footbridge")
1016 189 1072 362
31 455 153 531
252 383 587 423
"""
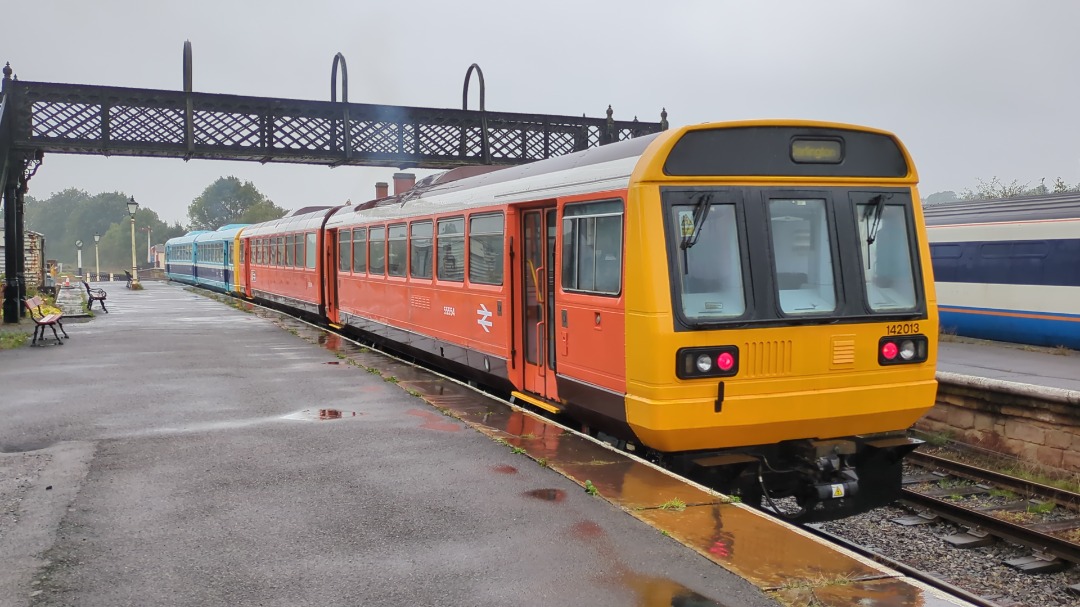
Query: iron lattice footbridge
2 50 665 168
1 45 667 323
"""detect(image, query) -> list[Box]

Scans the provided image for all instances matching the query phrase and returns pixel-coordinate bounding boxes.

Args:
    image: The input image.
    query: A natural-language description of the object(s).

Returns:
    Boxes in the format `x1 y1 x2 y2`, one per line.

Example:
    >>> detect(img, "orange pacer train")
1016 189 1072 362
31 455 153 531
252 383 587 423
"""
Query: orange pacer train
166 120 938 521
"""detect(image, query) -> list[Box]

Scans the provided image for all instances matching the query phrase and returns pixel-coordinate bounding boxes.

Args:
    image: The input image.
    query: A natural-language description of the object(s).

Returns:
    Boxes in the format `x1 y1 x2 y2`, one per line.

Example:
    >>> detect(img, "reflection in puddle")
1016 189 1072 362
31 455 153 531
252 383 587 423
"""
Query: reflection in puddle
281 408 359 421
567 519 731 607
492 465 518 474
407 409 461 432
523 488 566 502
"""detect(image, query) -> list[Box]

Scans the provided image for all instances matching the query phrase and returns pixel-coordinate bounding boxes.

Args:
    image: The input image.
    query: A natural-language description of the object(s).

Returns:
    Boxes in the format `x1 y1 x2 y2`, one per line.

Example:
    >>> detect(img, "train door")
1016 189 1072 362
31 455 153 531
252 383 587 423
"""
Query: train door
521 207 558 399
242 238 252 297
324 229 339 324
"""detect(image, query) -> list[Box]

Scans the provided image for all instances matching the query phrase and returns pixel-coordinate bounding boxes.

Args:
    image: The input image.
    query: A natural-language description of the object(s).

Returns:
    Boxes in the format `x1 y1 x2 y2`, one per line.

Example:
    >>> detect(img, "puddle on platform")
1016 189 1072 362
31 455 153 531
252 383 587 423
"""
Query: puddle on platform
281 408 359 421
567 519 732 606
523 488 566 503
770 576 950 607
406 409 461 432
492 464 518 474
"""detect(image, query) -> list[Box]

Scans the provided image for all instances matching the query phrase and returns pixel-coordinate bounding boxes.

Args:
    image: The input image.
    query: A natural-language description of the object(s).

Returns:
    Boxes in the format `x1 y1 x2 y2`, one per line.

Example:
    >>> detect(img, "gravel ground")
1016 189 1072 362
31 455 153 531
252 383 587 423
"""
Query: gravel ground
818 503 1080 607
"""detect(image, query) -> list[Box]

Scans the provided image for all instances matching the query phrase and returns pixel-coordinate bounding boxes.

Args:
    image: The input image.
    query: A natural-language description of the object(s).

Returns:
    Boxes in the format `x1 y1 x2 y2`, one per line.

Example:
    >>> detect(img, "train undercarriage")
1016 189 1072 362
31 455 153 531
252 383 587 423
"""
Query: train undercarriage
613 432 924 523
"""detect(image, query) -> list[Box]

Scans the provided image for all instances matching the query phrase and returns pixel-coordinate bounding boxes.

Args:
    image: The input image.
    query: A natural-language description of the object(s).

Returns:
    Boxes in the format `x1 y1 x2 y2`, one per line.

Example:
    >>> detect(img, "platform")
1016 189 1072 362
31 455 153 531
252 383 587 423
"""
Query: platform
0 282 973 606
939 337 1080 393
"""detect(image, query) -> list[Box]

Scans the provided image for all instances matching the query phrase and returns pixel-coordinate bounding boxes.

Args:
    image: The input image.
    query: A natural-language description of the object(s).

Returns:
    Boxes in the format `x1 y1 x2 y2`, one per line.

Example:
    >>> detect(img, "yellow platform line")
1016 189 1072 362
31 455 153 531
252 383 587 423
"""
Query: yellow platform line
511 391 563 415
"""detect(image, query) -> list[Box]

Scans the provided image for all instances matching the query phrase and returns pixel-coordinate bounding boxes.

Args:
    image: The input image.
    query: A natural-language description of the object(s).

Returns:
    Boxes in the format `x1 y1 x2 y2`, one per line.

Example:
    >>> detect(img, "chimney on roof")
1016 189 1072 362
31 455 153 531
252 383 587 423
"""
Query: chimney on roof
393 173 415 196
375 182 389 199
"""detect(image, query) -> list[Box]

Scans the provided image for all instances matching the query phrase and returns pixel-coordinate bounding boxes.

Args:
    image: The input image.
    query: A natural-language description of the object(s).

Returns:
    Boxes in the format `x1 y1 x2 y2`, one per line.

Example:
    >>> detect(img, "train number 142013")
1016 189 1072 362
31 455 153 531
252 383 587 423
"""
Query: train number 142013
885 323 920 336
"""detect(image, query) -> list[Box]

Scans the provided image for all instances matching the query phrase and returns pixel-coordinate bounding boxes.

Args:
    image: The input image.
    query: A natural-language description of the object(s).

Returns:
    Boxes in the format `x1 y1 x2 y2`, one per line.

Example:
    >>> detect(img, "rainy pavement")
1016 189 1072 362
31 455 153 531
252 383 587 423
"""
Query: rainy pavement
0 281 972 607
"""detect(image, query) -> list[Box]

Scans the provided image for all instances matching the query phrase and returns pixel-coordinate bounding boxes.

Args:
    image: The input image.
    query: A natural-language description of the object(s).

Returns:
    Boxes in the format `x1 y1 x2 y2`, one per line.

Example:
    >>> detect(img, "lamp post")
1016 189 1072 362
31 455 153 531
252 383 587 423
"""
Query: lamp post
75 240 83 279
140 226 153 266
127 197 140 287
94 233 101 281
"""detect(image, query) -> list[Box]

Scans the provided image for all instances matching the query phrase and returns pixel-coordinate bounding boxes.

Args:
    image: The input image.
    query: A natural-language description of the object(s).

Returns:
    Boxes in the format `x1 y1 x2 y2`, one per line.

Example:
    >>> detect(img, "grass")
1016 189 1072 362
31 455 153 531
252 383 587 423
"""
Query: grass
658 498 686 511
1027 501 1056 515
511 447 526 455
921 443 1080 494
537 458 548 468
0 327 30 349
584 480 598 496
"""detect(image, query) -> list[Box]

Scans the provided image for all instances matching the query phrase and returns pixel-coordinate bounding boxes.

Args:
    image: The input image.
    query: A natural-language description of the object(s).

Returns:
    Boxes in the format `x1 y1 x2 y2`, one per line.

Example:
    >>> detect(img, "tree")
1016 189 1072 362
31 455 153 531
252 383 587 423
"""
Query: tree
924 191 958 204
26 189 178 271
960 177 1031 200
187 177 286 230
959 176 1080 201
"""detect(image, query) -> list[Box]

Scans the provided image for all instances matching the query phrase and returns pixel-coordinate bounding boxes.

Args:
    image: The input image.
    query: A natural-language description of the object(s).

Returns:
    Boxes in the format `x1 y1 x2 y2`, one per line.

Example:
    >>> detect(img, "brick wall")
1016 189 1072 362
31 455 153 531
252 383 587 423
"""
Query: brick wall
914 372 1080 473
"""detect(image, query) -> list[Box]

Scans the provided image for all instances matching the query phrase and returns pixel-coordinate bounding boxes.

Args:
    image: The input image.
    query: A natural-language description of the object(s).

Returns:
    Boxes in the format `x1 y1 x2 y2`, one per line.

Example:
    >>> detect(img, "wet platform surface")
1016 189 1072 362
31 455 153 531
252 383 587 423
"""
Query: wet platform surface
0 282 973 607
939 338 1080 392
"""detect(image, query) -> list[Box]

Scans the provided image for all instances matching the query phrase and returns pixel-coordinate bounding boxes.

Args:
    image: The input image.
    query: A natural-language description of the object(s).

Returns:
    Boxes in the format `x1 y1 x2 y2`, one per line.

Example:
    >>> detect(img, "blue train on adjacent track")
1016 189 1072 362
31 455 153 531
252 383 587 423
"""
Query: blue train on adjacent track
164 225 248 293
925 193 1080 350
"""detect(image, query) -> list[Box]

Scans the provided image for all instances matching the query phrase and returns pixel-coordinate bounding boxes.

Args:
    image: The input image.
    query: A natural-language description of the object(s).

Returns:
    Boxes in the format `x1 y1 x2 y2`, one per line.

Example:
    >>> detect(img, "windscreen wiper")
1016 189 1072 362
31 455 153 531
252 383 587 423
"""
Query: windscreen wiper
680 194 713 275
862 194 890 269
681 193 713 250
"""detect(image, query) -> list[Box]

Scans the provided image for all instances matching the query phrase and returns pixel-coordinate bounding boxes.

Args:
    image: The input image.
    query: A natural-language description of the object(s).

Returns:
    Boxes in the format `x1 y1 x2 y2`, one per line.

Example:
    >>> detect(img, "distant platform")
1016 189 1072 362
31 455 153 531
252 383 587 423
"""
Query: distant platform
938 336 1080 393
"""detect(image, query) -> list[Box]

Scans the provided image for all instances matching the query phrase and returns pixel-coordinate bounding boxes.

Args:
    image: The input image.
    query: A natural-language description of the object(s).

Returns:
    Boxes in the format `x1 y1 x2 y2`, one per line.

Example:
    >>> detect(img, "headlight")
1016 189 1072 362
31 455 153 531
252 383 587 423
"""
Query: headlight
696 354 713 372
899 340 916 360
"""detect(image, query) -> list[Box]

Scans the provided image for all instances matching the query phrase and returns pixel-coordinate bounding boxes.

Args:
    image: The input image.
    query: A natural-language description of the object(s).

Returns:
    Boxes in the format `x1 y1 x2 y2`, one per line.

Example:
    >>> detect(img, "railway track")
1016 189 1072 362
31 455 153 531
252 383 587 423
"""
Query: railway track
893 450 1080 602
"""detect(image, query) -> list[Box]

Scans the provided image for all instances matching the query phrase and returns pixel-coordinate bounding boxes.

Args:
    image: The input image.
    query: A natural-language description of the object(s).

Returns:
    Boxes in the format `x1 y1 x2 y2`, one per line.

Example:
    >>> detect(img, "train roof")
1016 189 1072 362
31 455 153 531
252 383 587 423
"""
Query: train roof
241 205 344 237
923 192 1080 226
325 134 660 229
192 224 250 242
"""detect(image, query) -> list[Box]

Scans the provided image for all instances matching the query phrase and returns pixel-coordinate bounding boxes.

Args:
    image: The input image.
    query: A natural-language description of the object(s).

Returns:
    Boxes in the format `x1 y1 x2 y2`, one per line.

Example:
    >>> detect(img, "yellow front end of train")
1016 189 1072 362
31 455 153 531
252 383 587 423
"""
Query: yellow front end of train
620 121 937 519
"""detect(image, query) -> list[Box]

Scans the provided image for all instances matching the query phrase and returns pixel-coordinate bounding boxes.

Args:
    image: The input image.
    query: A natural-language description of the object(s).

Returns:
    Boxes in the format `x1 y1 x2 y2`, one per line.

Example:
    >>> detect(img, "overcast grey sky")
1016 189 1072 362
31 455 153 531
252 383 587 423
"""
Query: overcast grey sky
5 0 1079 224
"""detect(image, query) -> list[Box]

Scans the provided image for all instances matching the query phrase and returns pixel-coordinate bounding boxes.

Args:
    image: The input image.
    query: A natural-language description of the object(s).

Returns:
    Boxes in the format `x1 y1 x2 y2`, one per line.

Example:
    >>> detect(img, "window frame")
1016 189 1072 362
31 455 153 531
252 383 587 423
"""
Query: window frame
368 226 386 276
468 212 505 286
409 220 434 280
560 199 624 297
436 216 466 282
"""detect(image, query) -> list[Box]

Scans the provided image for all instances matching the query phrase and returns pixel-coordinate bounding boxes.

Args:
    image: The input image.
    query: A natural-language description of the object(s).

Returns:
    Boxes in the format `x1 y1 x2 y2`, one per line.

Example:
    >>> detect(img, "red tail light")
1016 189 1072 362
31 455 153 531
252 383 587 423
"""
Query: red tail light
717 352 735 371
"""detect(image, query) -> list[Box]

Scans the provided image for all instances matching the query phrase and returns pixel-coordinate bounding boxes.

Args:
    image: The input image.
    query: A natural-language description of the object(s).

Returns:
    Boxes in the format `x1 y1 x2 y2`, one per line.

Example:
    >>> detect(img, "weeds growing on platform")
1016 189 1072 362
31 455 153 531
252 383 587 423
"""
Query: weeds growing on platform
0 326 31 349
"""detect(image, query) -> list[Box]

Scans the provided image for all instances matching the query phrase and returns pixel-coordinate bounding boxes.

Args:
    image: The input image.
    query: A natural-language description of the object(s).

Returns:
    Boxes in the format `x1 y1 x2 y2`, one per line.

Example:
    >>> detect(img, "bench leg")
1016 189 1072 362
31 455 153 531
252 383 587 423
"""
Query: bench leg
31 325 41 345
57 320 69 339
49 324 63 345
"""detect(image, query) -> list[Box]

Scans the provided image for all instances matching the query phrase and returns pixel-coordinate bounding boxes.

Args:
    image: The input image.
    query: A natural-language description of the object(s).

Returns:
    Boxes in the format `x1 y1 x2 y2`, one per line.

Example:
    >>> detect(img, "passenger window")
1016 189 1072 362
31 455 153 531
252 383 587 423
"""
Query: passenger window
437 217 465 282
388 224 407 277
369 227 386 275
305 233 317 269
352 228 367 273
295 234 305 268
562 200 623 295
469 214 504 285
285 234 294 267
277 236 285 266
339 230 352 273
410 221 433 279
